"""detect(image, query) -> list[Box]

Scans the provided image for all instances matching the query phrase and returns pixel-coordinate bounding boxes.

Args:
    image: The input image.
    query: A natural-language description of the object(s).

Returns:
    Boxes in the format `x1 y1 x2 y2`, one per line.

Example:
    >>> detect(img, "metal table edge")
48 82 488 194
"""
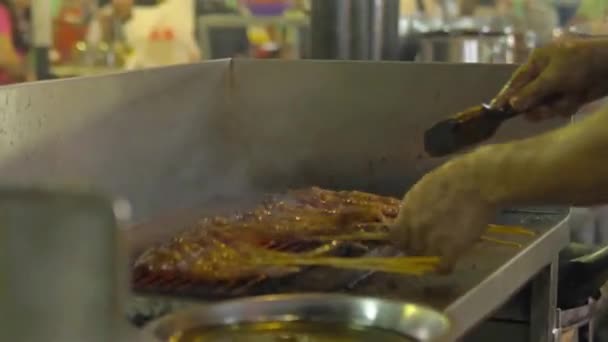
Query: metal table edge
444 214 570 338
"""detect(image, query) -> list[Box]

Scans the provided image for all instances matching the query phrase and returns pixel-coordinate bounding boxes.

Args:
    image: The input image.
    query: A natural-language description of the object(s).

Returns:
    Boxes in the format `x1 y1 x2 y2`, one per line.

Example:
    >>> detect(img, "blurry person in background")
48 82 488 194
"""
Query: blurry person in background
87 0 134 46
53 0 93 63
0 0 30 85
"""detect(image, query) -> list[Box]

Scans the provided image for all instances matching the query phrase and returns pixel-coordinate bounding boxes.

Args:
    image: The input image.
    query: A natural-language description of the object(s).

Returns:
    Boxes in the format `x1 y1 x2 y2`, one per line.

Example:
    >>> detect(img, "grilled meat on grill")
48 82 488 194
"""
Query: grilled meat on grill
134 187 401 282
133 187 534 283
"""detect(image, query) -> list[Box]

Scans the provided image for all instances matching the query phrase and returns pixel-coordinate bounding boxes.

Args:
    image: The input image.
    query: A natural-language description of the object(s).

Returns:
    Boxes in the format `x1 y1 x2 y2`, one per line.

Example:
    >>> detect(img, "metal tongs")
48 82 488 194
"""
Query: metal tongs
424 103 519 157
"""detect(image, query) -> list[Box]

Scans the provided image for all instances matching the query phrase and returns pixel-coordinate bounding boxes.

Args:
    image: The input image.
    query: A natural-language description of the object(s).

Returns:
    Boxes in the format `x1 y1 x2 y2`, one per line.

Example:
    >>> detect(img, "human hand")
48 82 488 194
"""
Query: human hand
492 38 608 121
389 156 497 272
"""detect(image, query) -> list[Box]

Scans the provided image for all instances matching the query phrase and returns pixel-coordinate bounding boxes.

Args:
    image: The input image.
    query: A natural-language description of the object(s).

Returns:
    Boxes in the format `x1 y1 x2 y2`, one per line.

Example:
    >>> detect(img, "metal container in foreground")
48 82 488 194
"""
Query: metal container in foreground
143 294 451 341
0 187 128 342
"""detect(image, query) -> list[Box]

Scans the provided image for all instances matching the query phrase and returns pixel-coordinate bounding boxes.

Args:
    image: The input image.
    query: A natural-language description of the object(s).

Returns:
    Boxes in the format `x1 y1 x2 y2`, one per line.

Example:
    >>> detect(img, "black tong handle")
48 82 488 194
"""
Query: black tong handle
424 103 520 157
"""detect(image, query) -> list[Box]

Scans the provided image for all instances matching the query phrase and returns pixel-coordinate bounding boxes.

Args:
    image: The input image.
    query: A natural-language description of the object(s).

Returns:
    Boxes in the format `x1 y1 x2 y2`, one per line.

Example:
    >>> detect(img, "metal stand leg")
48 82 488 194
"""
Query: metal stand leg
530 258 559 342
589 312 595 342
554 298 598 342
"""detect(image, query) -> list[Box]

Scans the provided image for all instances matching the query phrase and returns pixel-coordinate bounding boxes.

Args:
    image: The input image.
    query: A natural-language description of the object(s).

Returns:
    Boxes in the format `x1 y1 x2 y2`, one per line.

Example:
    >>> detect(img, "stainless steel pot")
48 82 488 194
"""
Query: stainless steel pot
416 28 537 64
417 30 511 63
142 293 452 341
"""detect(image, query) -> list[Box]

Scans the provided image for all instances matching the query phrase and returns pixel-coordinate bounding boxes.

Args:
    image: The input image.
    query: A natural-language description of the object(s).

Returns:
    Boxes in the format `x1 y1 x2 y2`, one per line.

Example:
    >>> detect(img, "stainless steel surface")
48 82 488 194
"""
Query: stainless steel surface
411 13 538 64
336 0 352 59
0 60 568 222
0 61 227 221
349 212 569 339
0 187 127 342
371 0 385 60
0 60 571 338
143 294 451 341
380 0 400 60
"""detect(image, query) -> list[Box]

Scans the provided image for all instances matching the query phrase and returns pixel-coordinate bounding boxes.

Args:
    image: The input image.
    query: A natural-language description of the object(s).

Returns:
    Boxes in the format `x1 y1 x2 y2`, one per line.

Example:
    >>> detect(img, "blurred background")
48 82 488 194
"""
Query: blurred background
2 0 607 81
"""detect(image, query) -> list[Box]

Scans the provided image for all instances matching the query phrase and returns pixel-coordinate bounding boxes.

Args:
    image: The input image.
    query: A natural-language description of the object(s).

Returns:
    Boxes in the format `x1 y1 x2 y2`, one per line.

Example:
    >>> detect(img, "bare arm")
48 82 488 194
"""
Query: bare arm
391 108 608 269
391 37 608 270
474 107 608 207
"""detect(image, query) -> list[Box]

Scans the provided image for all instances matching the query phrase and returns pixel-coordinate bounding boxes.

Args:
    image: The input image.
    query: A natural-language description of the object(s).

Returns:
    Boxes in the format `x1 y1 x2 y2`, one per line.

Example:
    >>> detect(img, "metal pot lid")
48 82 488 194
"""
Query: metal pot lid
142 293 451 342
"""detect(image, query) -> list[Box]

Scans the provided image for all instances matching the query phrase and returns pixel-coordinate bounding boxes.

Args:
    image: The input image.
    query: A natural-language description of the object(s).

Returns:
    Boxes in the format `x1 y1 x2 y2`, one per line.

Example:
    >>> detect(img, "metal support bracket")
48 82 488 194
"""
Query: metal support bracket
554 298 597 342
530 258 559 342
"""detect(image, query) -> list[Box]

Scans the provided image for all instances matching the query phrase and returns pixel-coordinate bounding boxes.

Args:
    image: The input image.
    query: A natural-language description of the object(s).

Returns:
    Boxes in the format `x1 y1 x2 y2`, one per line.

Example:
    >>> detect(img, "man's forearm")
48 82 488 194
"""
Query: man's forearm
464 106 608 207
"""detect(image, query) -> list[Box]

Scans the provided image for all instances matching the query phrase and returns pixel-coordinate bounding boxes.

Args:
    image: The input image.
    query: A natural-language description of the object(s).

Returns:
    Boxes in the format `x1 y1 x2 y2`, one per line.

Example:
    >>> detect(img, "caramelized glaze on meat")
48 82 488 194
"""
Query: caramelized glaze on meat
134 187 400 281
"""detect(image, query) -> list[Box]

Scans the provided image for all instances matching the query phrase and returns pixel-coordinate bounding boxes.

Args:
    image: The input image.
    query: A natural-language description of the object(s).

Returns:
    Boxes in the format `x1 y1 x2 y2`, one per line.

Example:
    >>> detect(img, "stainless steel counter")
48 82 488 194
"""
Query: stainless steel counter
353 209 568 339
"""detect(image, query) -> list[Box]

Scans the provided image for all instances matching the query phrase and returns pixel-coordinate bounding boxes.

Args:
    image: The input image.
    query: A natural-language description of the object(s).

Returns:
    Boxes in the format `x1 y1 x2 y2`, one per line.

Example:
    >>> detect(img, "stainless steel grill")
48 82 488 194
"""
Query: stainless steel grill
0 59 572 340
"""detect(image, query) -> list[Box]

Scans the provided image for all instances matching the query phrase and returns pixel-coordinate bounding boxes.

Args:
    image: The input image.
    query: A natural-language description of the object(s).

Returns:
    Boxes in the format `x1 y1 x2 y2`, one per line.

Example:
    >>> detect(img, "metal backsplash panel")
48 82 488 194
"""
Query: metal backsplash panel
0 59 567 224
229 60 567 196
0 60 230 221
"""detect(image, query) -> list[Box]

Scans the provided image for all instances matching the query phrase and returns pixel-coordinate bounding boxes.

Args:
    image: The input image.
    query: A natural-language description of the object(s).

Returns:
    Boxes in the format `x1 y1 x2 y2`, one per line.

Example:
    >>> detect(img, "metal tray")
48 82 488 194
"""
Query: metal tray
142 293 451 341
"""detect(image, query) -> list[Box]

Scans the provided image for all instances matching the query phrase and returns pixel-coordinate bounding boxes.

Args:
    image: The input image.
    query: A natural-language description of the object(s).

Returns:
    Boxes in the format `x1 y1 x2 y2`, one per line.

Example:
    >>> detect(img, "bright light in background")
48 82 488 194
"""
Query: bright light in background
463 39 479 63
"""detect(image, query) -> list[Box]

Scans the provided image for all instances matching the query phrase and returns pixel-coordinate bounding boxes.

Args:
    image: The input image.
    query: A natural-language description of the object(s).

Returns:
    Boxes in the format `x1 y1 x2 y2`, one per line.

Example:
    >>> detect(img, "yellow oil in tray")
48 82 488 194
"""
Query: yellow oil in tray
169 321 415 342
